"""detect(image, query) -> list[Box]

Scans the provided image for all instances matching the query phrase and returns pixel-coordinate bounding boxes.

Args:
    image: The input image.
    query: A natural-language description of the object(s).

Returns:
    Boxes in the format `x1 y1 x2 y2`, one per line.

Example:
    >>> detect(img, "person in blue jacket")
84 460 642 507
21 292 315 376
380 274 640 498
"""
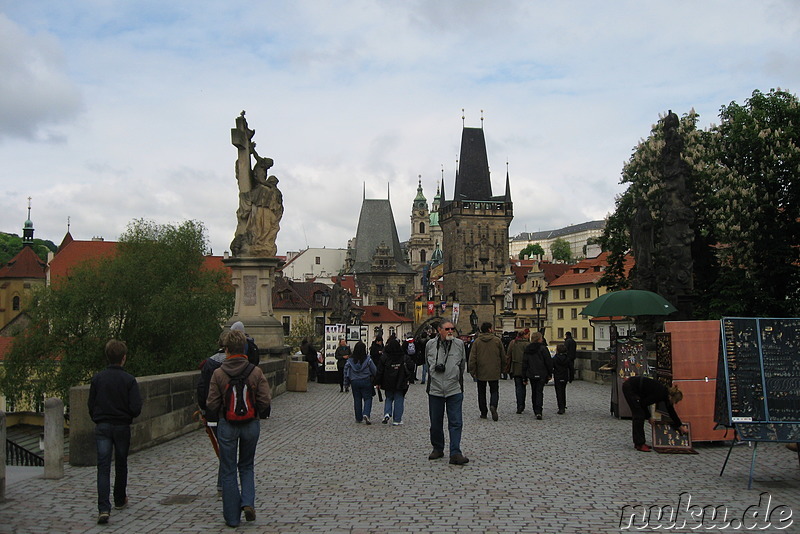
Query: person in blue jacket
344 341 377 424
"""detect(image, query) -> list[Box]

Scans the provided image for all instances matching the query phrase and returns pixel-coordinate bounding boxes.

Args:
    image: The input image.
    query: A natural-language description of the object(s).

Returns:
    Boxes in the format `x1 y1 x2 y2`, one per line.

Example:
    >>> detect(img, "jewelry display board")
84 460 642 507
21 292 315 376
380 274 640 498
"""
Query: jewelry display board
715 317 800 488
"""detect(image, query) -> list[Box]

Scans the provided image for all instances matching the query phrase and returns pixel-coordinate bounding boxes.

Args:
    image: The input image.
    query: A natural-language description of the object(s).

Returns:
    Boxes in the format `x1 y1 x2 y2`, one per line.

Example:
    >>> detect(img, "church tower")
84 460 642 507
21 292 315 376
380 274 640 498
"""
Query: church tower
407 177 433 293
440 123 513 332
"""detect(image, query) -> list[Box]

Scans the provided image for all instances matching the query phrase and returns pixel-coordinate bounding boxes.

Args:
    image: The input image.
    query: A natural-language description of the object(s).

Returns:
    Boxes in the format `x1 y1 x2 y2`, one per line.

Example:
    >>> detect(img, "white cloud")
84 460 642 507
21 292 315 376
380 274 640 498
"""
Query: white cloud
1 1 799 257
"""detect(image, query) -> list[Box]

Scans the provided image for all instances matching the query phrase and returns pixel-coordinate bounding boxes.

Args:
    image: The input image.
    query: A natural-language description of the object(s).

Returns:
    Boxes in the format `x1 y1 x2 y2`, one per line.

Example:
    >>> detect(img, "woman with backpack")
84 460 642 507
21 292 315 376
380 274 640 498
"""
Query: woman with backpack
375 338 415 425
344 341 377 424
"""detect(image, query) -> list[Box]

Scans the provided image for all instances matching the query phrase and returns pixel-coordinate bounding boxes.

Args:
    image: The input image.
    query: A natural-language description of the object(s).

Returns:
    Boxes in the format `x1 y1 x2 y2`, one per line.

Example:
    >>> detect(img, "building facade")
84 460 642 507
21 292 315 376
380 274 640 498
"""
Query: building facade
405 178 443 295
510 220 606 262
440 125 513 333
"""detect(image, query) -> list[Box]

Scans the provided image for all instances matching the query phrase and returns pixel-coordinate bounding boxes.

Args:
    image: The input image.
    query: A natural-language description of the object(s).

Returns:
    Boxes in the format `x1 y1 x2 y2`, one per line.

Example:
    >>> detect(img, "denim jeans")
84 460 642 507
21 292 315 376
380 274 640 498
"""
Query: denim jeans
529 378 547 415
476 380 499 414
513 377 527 411
95 422 131 513
428 393 463 456
350 378 374 422
217 418 260 527
420 364 428 383
383 390 406 423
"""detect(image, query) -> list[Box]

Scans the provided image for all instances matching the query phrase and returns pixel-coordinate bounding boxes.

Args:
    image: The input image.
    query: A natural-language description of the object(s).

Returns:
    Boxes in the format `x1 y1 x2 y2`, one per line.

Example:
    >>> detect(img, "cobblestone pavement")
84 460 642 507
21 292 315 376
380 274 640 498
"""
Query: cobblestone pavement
1 379 798 533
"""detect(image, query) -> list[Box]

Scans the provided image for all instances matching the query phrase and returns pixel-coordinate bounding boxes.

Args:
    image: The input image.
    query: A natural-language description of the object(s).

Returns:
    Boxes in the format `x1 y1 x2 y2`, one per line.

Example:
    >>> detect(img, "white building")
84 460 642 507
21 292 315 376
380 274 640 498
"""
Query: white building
510 220 606 262
281 248 348 283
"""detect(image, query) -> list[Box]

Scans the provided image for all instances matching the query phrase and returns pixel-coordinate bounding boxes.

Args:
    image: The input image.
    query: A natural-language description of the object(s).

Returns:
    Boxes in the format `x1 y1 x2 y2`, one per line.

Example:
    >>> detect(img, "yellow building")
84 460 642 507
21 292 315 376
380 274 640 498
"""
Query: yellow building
546 252 633 350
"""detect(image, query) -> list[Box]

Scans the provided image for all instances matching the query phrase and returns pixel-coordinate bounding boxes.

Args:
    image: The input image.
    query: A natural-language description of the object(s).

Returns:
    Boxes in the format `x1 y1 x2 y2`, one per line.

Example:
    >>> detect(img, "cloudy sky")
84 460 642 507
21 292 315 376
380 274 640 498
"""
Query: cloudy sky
2 1 799 257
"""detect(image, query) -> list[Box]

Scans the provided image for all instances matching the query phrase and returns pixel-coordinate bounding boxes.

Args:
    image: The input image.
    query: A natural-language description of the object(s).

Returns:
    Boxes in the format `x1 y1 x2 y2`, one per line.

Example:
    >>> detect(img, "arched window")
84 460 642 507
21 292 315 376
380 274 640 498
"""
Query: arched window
420 250 426 263
419 222 426 234
12 295 21 311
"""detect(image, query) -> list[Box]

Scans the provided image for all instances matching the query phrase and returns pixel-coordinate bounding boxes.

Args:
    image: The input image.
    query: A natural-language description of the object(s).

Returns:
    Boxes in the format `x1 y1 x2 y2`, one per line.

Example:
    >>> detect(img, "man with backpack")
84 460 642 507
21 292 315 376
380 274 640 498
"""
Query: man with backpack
206 329 272 528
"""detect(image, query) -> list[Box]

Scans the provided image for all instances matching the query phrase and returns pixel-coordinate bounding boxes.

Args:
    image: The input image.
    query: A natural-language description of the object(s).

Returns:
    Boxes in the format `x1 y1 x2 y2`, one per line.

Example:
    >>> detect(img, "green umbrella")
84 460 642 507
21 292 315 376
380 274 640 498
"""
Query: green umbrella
580 289 677 317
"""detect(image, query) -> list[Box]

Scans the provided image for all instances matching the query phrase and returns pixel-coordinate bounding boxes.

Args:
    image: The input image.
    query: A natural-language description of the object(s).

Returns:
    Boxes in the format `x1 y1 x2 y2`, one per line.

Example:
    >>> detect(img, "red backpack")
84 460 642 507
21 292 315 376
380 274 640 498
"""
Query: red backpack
223 364 257 424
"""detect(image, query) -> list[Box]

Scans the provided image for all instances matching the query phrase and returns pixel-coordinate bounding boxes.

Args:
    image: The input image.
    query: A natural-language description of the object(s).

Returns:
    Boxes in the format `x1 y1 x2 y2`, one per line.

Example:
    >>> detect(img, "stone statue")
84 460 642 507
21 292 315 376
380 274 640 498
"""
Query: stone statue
503 276 514 311
230 111 283 257
469 309 479 333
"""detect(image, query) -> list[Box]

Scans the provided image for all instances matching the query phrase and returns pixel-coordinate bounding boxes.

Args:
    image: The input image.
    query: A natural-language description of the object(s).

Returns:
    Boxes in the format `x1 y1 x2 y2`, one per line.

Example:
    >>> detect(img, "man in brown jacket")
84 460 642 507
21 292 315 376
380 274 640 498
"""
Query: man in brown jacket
467 322 506 421
207 329 272 528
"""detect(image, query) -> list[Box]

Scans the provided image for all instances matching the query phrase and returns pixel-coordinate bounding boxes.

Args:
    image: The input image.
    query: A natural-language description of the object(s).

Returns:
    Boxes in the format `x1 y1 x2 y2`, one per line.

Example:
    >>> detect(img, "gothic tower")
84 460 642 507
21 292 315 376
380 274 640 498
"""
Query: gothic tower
440 125 513 332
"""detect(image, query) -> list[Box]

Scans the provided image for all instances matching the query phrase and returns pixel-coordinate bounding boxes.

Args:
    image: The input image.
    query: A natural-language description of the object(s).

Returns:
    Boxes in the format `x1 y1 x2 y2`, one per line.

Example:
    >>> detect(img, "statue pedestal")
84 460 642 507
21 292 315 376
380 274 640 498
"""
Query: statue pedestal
223 256 285 350
499 311 517 333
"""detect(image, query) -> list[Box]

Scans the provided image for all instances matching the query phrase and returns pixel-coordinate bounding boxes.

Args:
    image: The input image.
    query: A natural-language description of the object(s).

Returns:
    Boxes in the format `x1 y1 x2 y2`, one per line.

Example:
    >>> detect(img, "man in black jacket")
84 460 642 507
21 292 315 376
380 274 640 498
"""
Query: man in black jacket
88 340 143 525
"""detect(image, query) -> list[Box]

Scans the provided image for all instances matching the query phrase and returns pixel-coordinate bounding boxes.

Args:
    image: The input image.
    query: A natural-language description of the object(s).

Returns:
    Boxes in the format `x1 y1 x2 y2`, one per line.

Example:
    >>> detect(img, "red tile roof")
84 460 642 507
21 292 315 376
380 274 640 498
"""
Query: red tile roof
48 239 229 285
548 252 634 287
272 278 329 310
0 246 46 279
48 240 117 284
360 305 413 324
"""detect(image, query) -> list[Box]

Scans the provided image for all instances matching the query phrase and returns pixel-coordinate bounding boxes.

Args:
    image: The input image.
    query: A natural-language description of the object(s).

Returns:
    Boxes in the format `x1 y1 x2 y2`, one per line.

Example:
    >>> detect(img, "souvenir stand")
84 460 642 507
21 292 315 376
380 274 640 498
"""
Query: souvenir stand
610 337 647 418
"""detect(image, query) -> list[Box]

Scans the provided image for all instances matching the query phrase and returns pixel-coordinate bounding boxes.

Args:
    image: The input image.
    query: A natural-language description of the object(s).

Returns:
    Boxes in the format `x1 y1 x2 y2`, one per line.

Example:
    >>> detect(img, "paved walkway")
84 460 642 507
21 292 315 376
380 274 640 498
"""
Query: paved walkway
1 380 798 533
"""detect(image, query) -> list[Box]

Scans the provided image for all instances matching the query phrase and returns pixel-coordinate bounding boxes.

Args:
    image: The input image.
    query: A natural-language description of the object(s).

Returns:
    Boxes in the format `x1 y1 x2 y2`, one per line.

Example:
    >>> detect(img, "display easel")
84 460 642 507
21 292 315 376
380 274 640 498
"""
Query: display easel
715 317 800 488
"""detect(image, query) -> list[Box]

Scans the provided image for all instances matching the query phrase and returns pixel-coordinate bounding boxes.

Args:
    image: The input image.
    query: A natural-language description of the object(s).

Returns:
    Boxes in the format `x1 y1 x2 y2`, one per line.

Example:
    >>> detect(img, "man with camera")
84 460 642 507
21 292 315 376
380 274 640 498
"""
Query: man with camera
425 321 469 465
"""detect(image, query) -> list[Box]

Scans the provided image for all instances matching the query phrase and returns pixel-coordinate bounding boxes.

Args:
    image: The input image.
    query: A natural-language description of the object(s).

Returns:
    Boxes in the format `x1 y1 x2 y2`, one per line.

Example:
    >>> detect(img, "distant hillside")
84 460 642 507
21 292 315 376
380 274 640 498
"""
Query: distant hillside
0 232 57 265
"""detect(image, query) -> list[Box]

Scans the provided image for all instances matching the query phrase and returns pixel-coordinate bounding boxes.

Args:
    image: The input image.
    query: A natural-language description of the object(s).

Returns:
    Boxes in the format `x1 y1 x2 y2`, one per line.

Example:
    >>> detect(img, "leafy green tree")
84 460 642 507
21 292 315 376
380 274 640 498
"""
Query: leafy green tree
0 219 234 402
707 89 800 316
550 237 572 263
518 243 545 259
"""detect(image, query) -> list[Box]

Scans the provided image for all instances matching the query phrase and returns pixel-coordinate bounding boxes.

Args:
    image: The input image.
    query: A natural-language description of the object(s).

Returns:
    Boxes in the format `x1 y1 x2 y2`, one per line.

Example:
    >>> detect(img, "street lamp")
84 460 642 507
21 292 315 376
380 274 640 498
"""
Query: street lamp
534 288 546 333
321 290 331 335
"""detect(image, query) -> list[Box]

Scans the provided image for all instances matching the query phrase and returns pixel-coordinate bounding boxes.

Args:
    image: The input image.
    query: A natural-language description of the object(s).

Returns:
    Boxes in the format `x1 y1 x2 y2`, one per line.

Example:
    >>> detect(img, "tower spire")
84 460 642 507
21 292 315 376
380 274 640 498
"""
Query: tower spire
23 197 34 246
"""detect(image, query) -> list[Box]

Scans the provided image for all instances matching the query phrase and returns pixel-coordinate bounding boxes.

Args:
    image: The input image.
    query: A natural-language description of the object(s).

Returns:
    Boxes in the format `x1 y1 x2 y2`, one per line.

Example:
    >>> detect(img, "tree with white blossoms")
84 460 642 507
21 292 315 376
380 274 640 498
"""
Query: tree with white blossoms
600 88 800 317
707 89 800 316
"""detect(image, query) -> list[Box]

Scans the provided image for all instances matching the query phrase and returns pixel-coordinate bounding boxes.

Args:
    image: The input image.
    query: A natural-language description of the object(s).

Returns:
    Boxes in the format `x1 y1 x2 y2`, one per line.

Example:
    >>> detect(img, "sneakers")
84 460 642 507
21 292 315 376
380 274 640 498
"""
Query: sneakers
635 444 652 452
449 453 470 465
490 406 498 421
114 498 128 510
392 420 403 426
243 506 256 521
382 415 390 424
428 449 444 460
536 414 542 420
97 512 110 525
363 415 371 425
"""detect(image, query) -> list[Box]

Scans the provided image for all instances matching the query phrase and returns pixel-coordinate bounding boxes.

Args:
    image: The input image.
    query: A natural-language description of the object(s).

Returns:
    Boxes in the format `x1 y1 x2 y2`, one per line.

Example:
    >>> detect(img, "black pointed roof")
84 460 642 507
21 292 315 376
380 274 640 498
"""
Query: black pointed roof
351 198 415 274
453 127 492 201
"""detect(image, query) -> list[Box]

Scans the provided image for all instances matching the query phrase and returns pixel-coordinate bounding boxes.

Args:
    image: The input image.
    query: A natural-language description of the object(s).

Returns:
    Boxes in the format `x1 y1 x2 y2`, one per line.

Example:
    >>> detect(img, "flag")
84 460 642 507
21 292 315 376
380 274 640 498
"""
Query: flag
427 301 435 315
452 302 460 324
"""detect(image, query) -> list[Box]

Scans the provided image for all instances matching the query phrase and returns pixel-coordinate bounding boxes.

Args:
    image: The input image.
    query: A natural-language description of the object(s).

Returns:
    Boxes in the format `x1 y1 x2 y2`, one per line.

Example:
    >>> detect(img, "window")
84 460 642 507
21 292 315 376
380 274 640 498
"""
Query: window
599 326 605 338
420 250 426 263
584 287 591 299
557 308 564 320
573 289 580 299
557 327 564 338
559 290 566 300
520 297 526 310
480 284 490 303
282 316 291 336
12 295 20 311
571 327 578 337
582 327 589 339
419 222 426 234
398 302 406 315
315 256 321 264
389 326 396 336
398 285 406 296
571 308 577 320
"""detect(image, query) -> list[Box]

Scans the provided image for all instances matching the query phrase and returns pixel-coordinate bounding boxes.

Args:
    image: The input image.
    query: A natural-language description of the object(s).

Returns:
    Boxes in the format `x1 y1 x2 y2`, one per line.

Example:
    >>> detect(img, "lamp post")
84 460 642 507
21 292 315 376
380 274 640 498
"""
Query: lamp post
321 290 331 335
534 288 546 333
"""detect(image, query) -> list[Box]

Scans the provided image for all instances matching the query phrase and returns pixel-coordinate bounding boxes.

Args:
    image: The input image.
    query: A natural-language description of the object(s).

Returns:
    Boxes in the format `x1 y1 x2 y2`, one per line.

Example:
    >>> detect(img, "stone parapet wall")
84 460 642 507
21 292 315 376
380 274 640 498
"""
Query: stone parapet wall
574 350 613 385
68 357 286 466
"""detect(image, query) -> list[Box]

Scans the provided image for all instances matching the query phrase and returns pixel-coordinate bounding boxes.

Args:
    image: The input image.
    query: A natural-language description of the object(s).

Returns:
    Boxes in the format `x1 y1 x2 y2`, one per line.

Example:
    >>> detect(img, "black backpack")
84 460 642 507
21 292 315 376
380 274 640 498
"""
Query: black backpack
223 364 257 424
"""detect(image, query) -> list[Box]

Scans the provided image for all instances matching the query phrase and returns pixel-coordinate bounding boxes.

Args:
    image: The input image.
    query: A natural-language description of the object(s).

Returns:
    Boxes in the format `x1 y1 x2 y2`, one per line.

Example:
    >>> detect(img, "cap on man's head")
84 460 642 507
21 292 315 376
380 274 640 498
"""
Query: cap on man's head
231 321 245 333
